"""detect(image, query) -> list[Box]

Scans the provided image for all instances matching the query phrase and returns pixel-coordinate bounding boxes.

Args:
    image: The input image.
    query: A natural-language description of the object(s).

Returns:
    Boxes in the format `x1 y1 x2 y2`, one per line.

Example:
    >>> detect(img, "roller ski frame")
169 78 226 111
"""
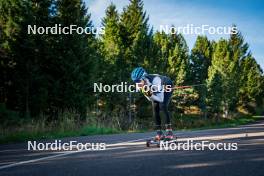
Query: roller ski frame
146 135 177 147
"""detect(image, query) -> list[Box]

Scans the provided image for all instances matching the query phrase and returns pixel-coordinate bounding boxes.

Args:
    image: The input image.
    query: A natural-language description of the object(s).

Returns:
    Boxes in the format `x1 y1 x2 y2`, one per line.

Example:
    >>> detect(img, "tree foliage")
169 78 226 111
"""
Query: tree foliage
0 0 263 128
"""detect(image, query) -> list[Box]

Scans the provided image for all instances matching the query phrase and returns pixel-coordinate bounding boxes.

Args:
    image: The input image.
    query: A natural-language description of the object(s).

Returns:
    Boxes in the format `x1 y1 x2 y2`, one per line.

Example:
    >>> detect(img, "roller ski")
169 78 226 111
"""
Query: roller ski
146 129 177 147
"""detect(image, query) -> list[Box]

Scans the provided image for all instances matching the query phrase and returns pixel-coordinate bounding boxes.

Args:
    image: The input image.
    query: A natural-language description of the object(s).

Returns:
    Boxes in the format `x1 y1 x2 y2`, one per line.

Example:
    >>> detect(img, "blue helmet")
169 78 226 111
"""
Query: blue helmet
131 67 146 82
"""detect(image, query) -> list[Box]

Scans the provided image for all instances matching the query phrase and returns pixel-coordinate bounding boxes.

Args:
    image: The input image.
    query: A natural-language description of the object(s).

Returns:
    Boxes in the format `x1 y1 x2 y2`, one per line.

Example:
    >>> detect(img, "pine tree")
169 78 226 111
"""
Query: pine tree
119 0 151 77
107 0 152 128
228 28 249 112
153 30 190 112
190 36 212 117
190 36 212 84
53 0 96 118
207 39 229 117
207 70 223 118
207 35 243 118
0 0 52 117
153 31 189 85
100 3 122 83
167 33 189 85
240 54 264 111
152 31 171 73
99 3 124 113
101 3 121 62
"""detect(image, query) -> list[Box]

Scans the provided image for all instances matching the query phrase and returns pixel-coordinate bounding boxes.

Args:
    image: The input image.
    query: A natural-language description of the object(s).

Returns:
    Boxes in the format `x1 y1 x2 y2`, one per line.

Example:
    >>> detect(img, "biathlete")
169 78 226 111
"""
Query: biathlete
131 67 174 140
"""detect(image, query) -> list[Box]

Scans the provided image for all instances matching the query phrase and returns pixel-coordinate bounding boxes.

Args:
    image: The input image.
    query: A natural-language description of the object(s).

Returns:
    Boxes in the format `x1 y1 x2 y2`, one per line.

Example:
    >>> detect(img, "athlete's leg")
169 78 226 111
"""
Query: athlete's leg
162 90 173 126
162 88 174 139
152 101 164 140
152 101 161 130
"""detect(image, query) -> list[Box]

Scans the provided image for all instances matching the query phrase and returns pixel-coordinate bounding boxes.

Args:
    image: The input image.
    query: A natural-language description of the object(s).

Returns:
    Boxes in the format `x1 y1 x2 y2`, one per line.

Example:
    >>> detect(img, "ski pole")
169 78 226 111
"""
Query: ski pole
172 83 206 89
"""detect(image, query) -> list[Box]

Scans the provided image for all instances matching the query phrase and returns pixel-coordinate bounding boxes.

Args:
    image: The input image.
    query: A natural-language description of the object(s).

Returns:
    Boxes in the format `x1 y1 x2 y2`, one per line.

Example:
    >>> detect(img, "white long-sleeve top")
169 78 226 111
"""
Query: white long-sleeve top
144 76 164 103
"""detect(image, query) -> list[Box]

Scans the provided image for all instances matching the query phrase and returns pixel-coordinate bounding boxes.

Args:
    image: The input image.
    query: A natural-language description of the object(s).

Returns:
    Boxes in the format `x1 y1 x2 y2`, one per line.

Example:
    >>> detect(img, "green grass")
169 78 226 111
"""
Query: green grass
0 114 261 144
134 115 261 133
0 124 120 144
173 114 260 131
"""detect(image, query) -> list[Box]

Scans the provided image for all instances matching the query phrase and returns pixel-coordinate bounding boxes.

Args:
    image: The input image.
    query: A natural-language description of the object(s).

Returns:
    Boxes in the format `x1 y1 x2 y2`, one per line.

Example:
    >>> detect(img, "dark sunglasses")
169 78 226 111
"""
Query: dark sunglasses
134 79 142 83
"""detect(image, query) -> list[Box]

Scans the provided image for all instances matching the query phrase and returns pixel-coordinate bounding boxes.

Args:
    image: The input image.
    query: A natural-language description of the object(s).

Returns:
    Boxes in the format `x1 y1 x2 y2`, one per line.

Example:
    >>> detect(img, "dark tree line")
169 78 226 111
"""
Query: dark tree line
1 0 263 128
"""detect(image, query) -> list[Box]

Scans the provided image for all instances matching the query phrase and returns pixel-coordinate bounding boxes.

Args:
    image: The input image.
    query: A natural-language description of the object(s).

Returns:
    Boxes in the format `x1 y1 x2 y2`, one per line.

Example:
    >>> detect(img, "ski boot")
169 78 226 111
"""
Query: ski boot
146 130 164 147
154 130 164 141
164 128 174 141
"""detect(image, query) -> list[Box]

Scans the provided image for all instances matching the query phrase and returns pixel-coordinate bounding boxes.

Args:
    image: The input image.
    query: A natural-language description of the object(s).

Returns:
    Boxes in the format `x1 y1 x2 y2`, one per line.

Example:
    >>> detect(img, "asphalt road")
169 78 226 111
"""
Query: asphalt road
0 120 264 176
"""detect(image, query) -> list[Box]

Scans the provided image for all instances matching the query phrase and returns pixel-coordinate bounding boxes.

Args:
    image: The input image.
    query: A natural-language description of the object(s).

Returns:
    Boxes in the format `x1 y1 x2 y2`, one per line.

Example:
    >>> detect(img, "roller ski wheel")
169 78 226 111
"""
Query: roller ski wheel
146 137 161 147
146 139 151 147
146 135 177 147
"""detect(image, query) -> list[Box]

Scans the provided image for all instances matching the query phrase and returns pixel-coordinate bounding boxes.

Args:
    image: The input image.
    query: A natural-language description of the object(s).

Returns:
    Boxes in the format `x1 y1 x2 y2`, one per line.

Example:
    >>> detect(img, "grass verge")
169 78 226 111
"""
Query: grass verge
173 115 261 131
0 119 120 144
0 115 261 144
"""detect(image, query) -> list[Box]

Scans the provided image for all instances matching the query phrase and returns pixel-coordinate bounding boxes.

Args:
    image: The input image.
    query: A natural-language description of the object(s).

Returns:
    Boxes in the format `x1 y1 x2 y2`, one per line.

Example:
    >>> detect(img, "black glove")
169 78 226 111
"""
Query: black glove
144 90 152 97
142 86 152 97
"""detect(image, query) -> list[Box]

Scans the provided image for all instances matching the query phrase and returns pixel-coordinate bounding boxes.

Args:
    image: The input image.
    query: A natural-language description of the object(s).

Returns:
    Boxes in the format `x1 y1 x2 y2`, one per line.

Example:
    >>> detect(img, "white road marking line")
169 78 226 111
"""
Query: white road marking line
0 137 150 170
182 131 264 141
106 137 150 147
105 131 264 146
0 151 78 170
